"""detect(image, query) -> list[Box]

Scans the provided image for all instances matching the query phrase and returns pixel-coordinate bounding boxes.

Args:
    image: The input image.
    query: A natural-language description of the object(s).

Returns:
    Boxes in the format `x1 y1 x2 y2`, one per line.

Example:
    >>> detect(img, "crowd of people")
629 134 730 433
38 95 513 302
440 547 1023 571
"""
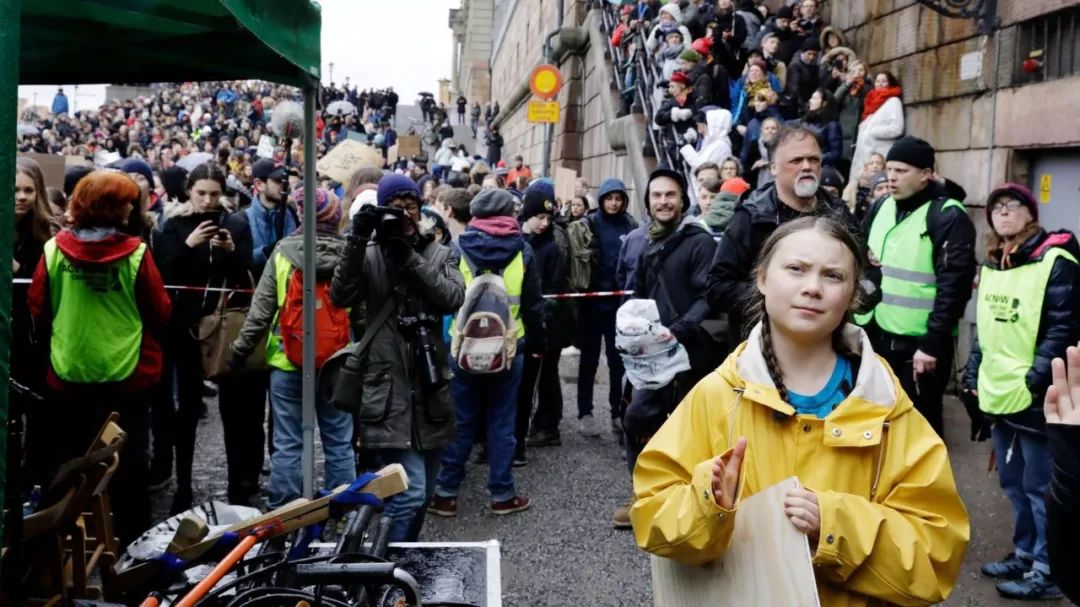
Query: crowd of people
8 4 1080 603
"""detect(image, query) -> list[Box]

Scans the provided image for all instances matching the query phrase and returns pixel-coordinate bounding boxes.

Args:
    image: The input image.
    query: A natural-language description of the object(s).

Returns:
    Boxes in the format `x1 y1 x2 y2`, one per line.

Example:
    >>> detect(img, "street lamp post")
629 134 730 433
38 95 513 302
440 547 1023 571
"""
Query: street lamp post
329 61 334 85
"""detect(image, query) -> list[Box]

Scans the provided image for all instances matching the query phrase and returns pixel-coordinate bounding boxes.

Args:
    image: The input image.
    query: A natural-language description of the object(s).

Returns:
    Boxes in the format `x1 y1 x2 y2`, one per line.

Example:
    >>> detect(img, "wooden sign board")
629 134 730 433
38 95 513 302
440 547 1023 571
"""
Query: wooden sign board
397 135 421 159
316 139 383 184
650 477 820 607
554 167 577 203
66 155 91 168
20 152 66 191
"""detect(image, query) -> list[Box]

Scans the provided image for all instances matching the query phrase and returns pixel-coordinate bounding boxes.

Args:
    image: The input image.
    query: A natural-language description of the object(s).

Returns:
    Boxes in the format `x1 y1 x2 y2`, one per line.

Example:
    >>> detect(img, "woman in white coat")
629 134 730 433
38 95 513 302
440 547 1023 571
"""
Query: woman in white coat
680 108 733 171
645 4 693 59
849 71 904 186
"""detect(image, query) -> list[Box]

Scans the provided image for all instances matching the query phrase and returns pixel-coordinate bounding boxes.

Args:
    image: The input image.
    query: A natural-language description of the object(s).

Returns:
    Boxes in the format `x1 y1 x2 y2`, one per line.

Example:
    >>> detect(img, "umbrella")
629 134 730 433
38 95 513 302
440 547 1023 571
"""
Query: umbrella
217 90 238 104
418 92 434 97
177 151 214 171
326 100 357 116
17 123 39 136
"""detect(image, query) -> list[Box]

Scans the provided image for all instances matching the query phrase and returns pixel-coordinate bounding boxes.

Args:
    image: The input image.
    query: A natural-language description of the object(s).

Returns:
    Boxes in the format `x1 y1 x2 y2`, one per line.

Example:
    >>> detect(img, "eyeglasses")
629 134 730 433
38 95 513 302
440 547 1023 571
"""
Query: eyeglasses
990 199 1024 214
391 200 420 213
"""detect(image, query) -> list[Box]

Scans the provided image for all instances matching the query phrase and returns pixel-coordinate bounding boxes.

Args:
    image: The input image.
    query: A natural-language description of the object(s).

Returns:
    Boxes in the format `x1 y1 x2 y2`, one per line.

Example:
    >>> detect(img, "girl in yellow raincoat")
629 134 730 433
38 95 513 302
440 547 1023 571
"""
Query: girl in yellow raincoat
632 216 970 606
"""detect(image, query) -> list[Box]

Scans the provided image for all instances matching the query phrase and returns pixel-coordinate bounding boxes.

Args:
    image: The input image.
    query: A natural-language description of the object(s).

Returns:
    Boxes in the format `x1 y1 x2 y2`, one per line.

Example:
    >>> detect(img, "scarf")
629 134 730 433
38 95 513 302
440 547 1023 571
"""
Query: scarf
469 215 520 237
861 86 902 121
744 80 771 103
648 218 678 241
659 42 686 61
848 76 866 98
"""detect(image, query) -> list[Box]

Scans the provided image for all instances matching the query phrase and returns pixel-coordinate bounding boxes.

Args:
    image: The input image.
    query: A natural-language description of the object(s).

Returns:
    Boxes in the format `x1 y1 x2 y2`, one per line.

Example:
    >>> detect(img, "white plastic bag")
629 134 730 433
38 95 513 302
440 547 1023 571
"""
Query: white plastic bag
616 299 691 390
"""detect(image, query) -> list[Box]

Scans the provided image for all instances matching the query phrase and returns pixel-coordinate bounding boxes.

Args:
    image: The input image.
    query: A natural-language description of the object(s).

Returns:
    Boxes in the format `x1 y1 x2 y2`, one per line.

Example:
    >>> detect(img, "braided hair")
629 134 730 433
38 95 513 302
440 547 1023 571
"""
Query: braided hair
742 216 868 404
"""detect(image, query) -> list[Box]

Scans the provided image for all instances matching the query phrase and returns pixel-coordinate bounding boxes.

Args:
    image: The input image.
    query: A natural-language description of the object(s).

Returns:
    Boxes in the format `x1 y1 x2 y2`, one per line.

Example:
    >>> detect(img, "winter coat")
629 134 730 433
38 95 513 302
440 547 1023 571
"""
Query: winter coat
735 7 763 50
485 131 504 166
236 196 299 277
633 218 717 351
861 179 976 358
708 184 855 326
28 229 172 394
680 108 734 170
730 74 783 127
655 92 703 134
230 233 346 365
783 54 821 114
152 206 255 330
526 226 574 349
849 96 904 186
632 323 970 607
962 229 1080 434
834 80 867 161
1048 423 1080 604
618 223 650 292
586 191 639 294
738 106 782 166
646 23 694 56
788 116 844 166
686 63 714 106
328 232 465 451
12 225 49 393
434 140 454 166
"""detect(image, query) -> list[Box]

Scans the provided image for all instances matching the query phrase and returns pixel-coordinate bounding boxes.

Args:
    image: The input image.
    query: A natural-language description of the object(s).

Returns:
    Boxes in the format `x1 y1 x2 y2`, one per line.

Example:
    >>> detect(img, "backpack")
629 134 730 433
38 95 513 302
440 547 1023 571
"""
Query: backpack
279 268 351 369
451 253 518 374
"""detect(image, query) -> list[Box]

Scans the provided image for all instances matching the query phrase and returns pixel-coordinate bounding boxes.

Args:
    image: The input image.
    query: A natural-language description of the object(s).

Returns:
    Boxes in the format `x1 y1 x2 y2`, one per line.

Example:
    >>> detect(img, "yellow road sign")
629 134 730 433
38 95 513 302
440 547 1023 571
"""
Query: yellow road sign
1039 174 1052 203
527 100 560 124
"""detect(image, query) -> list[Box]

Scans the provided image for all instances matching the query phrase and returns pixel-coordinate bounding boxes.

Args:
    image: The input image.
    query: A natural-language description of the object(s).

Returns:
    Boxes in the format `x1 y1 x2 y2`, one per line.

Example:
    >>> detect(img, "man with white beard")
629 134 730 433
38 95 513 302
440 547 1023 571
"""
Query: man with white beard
706 125 857 341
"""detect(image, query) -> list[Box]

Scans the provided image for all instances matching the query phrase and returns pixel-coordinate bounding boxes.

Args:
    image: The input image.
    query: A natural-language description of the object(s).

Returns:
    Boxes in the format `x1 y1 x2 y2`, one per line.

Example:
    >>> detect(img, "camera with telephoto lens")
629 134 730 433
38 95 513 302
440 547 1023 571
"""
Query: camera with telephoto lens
398 313 447 391
372 206 406 242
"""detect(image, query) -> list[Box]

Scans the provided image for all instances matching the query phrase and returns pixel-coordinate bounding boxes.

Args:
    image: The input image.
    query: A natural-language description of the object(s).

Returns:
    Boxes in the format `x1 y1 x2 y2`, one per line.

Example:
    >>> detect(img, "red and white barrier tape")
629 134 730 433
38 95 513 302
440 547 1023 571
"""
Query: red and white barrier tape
13 278 629 299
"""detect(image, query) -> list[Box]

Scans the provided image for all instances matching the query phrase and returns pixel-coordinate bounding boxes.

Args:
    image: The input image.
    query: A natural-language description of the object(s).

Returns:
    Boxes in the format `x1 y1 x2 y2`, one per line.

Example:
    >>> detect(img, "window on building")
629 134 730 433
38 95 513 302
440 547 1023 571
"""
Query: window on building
1014 6 1080 84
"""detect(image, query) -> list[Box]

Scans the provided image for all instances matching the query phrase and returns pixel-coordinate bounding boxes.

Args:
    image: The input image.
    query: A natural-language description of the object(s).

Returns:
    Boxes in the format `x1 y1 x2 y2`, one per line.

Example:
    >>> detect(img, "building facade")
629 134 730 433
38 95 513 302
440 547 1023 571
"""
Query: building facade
450 0 495 105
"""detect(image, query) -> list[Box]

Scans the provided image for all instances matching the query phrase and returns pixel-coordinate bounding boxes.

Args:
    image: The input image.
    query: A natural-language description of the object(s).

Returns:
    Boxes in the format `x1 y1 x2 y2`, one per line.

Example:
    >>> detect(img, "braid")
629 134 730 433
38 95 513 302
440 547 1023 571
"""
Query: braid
759 312 790 404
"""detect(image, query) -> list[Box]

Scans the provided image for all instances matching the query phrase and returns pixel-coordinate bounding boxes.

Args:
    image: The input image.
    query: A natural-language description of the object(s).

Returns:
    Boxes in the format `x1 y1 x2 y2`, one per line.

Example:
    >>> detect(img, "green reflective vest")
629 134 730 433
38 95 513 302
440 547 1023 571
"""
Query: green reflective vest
451 251 526 339
44 238 146 383
855 196 966 335
976 247 1077 415
265 252 299 372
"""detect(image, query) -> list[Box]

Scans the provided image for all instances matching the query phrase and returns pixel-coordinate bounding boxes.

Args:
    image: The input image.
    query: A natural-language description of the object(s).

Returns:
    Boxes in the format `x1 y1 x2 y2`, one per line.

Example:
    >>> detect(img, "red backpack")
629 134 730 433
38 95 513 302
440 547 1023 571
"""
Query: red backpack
279 269 351 369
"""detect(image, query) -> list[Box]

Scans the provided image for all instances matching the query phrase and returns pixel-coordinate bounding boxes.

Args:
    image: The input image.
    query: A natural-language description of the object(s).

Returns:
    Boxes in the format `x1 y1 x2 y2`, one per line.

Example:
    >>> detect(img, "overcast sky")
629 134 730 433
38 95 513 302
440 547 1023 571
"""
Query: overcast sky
17 0 458 110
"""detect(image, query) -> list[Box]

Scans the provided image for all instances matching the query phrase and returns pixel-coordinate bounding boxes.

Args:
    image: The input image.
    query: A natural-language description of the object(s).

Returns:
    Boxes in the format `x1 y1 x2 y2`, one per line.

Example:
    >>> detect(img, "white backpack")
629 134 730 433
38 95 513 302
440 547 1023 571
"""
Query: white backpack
451 253 518 374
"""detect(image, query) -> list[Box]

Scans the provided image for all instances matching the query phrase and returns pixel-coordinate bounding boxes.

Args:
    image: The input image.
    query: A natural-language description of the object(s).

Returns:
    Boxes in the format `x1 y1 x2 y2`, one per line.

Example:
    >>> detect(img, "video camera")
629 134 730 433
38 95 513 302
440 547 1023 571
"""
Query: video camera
372 206 407 243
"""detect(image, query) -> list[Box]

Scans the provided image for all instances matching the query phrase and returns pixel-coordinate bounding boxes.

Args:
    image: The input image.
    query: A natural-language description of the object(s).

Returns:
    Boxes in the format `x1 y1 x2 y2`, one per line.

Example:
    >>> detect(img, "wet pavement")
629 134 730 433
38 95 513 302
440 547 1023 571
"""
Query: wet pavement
164 350 1063 606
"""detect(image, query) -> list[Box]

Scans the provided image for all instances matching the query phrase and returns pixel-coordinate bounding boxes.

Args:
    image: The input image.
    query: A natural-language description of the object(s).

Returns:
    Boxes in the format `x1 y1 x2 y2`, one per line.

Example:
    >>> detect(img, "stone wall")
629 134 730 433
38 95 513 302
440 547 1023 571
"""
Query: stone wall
831 0 1080 202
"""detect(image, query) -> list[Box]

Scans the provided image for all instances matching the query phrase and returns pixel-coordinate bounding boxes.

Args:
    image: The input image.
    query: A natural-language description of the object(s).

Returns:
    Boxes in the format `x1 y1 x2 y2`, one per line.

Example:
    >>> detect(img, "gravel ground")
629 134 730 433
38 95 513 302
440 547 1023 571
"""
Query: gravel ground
162 350 1061 607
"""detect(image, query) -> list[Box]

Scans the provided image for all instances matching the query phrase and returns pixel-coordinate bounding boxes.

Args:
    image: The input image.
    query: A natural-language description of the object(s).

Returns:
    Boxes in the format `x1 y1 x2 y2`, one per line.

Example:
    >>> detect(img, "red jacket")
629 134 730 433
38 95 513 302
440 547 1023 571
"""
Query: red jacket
28 230 172 395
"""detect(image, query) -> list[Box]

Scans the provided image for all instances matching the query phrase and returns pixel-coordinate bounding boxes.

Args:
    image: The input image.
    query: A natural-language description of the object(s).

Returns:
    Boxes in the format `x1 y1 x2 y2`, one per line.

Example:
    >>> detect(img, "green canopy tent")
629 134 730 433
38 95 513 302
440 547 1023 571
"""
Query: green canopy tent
1 0 323 545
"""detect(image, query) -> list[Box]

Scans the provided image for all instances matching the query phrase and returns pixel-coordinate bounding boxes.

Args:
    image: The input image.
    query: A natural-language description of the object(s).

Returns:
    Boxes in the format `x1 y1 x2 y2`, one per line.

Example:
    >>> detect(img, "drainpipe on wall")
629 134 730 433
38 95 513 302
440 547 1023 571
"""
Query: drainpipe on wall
541 0 565 178
986 23 1001 198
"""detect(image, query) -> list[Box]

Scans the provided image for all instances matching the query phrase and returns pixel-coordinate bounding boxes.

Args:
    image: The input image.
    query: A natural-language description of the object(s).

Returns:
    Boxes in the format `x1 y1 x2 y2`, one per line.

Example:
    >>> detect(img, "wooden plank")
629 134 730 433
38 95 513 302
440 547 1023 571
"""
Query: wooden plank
650 477 820 607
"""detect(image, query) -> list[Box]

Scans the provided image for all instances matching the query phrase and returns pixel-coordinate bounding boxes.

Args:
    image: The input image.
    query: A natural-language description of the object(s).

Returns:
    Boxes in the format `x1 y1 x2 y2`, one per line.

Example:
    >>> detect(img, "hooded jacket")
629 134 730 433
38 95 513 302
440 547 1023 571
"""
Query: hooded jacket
28 229 172 394
708 183 856 323
457 222 547 354
963 229 1080 434
632 324 970 607
587 179 639 294
434 139 455 167
680 108 734 170
849 96 904 187
329 231 465 450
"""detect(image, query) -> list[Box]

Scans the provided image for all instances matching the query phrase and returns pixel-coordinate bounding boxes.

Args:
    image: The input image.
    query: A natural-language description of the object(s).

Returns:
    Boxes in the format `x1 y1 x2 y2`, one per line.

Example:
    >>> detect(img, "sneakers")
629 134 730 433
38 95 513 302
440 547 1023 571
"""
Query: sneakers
996 569 1064 600
981 553 1033 580
428 495 458 517
526 429 562 447
513 452 528 468
491 495 531 515
612 501 633 530
579 414 601 437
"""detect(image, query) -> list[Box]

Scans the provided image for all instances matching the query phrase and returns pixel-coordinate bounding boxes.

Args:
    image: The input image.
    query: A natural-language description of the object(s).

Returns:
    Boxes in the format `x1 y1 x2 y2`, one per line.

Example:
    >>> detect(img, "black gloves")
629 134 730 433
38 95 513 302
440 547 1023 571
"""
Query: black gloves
227 349 247 371
382 237 414 265
350 207 380 240
960 389 992 442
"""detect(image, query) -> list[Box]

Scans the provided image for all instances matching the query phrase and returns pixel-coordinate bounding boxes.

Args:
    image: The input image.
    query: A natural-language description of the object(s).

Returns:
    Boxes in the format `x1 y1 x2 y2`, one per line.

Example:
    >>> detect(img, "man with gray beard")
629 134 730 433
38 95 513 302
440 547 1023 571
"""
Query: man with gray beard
706 125 857 340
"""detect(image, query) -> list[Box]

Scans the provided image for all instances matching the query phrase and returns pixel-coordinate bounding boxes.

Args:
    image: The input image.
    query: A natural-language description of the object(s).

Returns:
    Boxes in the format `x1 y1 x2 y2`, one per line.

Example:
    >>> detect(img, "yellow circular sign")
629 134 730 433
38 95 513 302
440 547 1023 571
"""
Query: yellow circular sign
529 64 564 100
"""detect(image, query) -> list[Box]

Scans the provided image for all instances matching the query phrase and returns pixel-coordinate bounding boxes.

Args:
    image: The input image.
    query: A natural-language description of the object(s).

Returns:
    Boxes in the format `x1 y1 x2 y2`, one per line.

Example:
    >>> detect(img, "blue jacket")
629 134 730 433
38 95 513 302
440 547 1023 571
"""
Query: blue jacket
729 74 782 126
457 226 547 353
617 223 650 293
244 196 298 275
51 93 69 115
787 118 844 166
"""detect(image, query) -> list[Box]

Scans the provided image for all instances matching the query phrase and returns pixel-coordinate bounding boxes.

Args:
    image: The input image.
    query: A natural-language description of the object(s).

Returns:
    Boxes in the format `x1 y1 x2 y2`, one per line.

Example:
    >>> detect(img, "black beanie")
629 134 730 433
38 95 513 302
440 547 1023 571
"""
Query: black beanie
886 136 936 171
777 6 795 20
801 38 821 52
521 188 556 222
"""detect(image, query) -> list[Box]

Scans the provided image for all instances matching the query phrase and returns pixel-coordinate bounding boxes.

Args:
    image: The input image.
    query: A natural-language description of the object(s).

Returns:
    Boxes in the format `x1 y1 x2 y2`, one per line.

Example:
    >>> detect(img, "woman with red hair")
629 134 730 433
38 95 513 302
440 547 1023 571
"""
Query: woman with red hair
28 170 172 547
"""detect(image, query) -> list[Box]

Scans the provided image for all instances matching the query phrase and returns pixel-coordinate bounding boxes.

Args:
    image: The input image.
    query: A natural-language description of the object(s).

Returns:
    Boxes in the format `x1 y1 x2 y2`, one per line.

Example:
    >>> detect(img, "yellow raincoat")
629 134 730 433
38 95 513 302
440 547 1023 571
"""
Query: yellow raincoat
632 324 970 607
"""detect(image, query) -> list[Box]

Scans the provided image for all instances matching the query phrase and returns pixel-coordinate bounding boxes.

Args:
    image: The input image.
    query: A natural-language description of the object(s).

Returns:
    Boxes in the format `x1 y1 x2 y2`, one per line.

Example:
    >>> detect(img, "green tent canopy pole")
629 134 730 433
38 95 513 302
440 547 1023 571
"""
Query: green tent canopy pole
0 0 20 547
301 82 317 499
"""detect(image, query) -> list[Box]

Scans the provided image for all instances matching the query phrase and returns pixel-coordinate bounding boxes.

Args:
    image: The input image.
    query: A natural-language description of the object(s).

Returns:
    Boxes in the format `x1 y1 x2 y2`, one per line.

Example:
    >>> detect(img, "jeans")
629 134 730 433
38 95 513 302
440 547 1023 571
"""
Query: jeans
993 423 1052 572
577 302 624 420
436 350 524 502
373 448 442 542
267 369 355 508
518 350 564 447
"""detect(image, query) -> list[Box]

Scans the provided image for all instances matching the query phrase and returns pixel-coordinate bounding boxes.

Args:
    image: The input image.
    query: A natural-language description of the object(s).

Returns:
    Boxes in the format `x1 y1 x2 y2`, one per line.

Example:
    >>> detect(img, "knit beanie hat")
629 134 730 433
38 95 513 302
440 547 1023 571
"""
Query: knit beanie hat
886 136 936 171
120 158 154 186
679 49 702 63
777 6 795 19
820 166 845 191
524 178 556 206
521 188 557 222
720 177 751 196
986 183 1038 223
376 173 421 206
691 37 713 55
292 187 343 234
801 37 821 52
64 165 95 198
470 188 517 218
870 172 889 192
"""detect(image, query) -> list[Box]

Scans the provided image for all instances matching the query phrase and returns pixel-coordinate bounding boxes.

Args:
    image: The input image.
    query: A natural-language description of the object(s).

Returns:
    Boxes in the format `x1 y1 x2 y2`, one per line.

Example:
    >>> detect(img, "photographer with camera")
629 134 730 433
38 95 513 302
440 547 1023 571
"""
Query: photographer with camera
331 174 465 542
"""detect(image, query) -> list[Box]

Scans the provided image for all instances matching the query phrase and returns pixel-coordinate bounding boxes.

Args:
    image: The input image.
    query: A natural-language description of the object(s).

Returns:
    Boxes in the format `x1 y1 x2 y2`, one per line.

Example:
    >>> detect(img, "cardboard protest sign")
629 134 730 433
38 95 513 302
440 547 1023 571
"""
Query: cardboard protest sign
650 477 820 607
397 135 421 159
20 153 66 191
554 167 577 203
256 135 277 159
316 139 383 184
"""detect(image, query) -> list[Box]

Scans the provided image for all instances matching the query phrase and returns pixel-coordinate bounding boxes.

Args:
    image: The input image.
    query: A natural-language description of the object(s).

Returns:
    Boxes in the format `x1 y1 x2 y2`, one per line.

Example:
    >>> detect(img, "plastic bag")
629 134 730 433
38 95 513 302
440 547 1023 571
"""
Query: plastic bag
616 299 691 390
